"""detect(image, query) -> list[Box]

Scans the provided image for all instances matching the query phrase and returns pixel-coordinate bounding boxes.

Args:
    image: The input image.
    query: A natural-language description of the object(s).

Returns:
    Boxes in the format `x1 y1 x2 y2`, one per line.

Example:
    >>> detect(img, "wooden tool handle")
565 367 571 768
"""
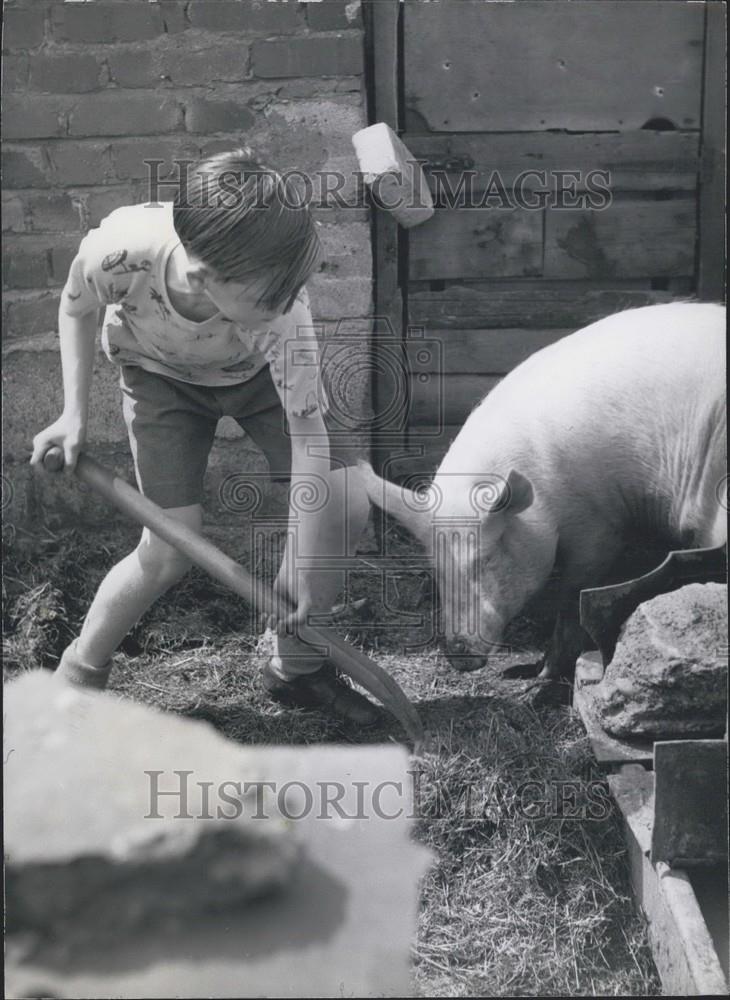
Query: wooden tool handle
42 446 424 749
43 447 66 473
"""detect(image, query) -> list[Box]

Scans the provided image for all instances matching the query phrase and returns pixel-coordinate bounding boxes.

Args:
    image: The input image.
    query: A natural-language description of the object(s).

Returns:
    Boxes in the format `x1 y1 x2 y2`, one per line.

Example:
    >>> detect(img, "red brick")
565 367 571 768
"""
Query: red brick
160 43 250 85
2 54 29 90
3 95 68 140
106 49 159 89
29 53 103 94
188 0 302 34
2 196 27 233
68 93 183 137
50 3 164 44
252 34 363 78
305 1 361 31
47 142 114 186
2 243 51 290
184 98 256 134
2 148 51 189
28 193 82 233
2 8 45 50
111 137 200 182
5 294 61 340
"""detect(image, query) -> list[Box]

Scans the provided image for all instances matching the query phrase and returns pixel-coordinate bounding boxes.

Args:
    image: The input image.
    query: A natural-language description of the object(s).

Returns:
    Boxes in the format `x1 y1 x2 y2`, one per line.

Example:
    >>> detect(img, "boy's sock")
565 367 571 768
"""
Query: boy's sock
268 634 325 682
54 639 113 691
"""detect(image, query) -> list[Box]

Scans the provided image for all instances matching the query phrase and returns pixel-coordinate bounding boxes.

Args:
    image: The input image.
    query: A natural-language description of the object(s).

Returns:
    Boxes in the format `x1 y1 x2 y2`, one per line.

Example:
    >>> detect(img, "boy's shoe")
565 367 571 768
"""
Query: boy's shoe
54 639 112 690
262 660 381 727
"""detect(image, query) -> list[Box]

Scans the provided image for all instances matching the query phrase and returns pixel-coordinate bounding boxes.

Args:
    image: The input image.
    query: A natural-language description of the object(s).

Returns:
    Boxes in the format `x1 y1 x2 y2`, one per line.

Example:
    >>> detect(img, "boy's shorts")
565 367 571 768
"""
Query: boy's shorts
121 364 319 508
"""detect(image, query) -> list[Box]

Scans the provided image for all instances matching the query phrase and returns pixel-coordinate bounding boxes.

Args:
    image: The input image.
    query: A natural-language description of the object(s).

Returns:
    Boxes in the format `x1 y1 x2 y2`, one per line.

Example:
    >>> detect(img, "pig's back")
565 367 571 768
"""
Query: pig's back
497 302 723 410
444 303 726 540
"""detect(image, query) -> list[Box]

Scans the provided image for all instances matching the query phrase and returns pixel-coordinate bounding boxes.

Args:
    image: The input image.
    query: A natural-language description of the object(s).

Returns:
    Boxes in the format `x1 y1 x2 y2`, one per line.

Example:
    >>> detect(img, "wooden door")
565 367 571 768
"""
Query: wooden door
367 0 725 478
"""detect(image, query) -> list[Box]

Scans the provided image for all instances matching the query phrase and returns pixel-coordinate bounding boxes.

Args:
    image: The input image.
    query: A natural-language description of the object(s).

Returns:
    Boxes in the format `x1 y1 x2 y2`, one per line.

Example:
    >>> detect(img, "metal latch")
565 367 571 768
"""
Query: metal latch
421 155 475 173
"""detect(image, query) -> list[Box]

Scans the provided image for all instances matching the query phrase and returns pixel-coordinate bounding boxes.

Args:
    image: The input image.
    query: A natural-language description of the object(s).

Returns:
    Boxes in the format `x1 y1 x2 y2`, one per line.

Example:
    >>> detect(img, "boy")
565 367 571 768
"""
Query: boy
30 148 378 727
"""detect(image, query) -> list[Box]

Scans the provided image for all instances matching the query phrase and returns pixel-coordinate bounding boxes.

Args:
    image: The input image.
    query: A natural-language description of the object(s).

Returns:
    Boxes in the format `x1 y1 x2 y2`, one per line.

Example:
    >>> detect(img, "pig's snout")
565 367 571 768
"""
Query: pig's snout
443 637 487 672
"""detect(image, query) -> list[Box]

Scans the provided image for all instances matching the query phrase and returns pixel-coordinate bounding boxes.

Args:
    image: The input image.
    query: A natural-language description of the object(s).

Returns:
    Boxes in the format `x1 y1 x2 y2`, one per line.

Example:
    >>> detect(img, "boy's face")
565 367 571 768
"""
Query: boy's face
202 272 283 329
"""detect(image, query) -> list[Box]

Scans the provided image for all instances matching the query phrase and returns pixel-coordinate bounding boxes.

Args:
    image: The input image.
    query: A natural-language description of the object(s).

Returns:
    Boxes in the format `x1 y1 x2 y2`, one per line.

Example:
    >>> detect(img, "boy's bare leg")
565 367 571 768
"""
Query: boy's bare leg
56 505 202 686
265 465 379 725
272 465 371 677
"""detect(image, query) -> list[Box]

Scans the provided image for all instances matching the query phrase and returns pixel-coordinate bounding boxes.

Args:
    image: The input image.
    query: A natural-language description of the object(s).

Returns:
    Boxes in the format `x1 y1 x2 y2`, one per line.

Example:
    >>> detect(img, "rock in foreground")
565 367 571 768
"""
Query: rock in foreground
4 670 430 998
4 671 298 952
595 583 728 739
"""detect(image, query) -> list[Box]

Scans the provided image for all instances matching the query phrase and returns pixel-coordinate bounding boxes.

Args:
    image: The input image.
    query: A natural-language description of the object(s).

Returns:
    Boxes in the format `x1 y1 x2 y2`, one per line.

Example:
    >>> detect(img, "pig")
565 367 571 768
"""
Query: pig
360 302 727 677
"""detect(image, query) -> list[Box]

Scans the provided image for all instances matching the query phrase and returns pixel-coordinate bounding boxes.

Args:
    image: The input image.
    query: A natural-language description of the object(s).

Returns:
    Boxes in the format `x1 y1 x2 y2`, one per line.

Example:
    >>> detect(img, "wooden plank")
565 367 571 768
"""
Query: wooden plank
409 373 500 427
609 766 729 995
389 426 463 478
573 653 654 769
407 132 700 194
544 199 696 280
697 1 727 301
688 866 730 984
409 207 543 280
367 0 405 468
651 740 728 868
408 281 693 330
404 1 704 132
406 328 571 375
367 0 399 129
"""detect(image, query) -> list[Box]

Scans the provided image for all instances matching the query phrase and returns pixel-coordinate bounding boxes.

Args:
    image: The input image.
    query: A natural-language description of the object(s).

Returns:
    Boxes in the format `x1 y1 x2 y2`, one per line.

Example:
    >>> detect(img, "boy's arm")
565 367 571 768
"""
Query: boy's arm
269 411 332 630
30 306 100 470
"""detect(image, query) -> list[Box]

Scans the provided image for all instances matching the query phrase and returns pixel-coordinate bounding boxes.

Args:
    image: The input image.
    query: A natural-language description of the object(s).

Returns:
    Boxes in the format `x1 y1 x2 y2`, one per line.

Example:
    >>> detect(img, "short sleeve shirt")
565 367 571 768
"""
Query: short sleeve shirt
60 202 326 420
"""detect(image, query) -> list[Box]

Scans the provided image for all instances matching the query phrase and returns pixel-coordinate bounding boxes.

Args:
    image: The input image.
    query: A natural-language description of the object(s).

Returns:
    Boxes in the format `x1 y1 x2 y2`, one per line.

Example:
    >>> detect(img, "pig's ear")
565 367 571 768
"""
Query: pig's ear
502 469 534 515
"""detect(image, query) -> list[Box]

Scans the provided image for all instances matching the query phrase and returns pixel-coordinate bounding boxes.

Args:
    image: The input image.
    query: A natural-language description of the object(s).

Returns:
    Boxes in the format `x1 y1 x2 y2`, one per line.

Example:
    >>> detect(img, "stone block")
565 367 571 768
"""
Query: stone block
68 93 183 138
29 53 103 94
4 670 430 997
2 196 27 232
188 0 302 34
160 42 250 85
184 97 256 134
2 95 68 140
27 191 82 232
252 34 364 79
51 3 166 44
2 147 52 189
595 582 728 739
305 0 363 31
2 7 45 49
47 141 115 186
2 53 29 90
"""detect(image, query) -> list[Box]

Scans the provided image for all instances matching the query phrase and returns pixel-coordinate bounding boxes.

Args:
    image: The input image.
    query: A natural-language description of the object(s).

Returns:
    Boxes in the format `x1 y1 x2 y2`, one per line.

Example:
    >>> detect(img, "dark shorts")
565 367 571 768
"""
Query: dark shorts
120 364 294 508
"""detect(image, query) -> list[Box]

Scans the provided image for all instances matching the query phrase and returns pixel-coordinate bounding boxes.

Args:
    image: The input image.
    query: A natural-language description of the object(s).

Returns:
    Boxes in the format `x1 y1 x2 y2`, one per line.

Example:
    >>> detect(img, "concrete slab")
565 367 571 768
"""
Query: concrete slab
4 671 431 998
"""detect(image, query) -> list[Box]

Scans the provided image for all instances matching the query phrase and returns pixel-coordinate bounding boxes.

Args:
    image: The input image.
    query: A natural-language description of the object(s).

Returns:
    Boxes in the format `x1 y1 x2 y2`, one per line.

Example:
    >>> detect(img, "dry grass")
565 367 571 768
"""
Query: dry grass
3 523 660 996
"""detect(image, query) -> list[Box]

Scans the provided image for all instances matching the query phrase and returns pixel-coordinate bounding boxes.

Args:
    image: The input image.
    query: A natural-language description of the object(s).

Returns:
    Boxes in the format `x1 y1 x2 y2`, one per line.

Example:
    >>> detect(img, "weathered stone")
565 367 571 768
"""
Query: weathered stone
4 671 430 998
4 671 296 952
595 583 728 739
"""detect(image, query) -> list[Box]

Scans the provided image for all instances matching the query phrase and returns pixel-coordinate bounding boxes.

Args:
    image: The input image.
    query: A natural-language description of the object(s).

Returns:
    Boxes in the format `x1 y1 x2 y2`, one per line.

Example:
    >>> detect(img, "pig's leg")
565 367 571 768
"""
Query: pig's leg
538 592 589 679
539 530 622 679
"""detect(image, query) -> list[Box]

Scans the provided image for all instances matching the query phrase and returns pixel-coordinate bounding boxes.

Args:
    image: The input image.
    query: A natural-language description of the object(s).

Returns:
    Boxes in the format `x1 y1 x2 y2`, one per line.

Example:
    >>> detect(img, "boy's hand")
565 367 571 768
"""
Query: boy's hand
31 414 87 472
260 572 314 636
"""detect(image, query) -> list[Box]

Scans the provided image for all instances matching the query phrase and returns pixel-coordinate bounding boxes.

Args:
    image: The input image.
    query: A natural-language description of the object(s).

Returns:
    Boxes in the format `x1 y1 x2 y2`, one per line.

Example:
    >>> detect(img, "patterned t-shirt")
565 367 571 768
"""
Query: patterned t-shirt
60 202 325 419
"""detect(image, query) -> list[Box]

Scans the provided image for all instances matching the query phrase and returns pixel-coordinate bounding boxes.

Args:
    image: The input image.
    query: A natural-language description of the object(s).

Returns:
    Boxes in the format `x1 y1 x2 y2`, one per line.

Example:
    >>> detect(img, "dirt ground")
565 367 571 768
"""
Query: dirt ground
3 517 661 996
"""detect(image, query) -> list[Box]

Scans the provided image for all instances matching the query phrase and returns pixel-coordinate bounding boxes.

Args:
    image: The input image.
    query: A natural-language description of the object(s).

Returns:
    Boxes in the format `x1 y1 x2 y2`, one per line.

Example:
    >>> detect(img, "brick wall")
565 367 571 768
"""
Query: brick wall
2 0 373 530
